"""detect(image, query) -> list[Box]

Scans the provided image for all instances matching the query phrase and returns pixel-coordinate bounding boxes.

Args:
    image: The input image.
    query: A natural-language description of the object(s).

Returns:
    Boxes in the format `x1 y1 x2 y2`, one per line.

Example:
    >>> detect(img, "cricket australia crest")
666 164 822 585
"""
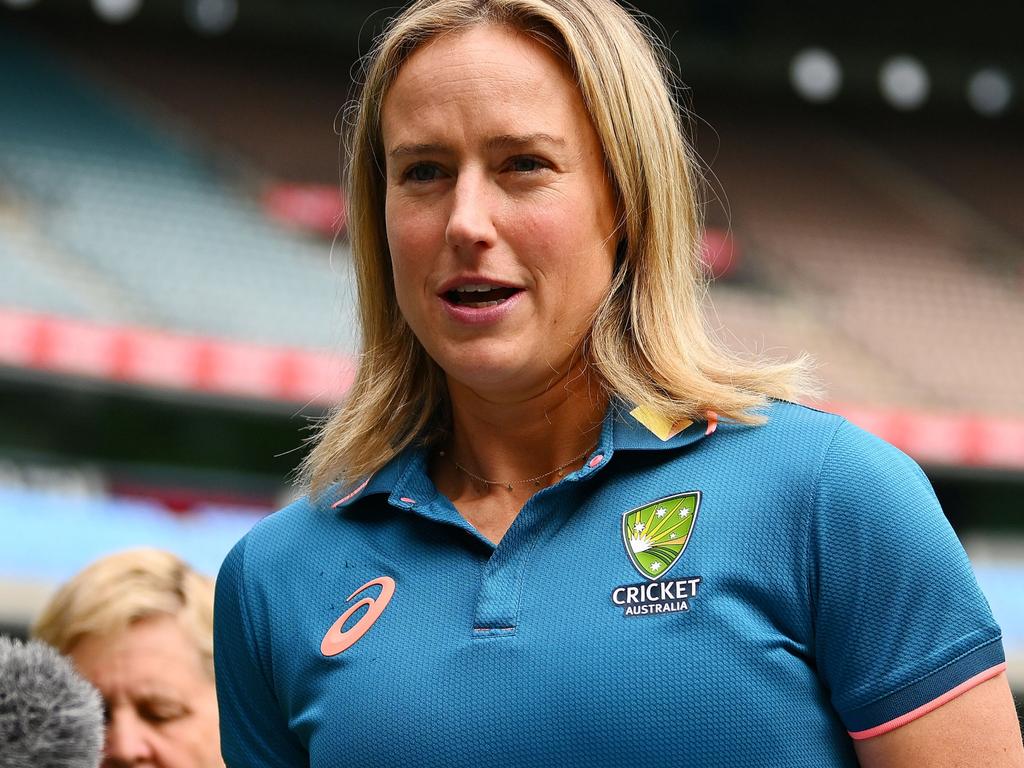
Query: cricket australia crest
612 491 703 617
621 491 700 580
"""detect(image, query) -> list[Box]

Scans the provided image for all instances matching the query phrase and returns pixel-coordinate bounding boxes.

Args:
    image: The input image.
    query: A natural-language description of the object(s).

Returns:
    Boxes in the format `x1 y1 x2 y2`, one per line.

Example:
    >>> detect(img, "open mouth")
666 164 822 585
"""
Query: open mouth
443 284 521 308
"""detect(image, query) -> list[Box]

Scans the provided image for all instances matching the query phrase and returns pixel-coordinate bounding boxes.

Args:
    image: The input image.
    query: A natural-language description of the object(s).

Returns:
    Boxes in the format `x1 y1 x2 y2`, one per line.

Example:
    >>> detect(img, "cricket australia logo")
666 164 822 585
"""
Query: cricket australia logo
611 491 703 617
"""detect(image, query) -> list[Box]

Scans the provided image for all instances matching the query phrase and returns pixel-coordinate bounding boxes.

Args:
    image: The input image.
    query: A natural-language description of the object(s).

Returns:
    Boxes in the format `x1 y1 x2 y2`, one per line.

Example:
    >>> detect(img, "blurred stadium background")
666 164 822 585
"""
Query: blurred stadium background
1 0 1021 713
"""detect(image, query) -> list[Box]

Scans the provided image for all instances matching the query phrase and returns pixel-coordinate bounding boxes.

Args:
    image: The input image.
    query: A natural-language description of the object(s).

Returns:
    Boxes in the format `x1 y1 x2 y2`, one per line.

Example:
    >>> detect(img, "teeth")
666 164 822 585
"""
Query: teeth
455 284 500 293
464 300 500 308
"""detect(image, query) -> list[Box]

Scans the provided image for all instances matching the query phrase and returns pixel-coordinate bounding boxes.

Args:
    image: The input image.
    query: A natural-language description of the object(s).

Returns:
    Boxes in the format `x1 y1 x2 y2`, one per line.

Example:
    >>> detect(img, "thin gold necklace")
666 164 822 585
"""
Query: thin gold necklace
439 443 597 491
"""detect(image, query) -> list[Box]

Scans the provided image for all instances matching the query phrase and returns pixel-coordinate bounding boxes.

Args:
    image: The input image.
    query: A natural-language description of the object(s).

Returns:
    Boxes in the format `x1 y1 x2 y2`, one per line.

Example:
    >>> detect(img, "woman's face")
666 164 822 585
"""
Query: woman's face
381 23 618 402
69 615 222 768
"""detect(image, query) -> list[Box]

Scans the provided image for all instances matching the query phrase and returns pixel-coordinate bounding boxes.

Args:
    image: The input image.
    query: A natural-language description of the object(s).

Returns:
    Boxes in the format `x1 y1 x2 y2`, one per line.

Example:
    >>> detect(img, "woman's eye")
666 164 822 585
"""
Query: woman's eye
508 157 544 173
140 702 188 725
404 164 440 183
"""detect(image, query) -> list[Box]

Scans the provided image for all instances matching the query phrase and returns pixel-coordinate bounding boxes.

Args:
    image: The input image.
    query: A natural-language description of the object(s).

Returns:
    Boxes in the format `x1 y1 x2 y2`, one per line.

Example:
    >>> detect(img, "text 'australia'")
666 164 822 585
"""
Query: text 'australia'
610 576 702 617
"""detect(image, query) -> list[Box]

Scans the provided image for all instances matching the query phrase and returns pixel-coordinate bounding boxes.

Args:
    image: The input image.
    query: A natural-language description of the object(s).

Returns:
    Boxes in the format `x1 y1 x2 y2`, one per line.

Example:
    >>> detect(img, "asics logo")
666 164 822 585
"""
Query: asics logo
320 576 395 657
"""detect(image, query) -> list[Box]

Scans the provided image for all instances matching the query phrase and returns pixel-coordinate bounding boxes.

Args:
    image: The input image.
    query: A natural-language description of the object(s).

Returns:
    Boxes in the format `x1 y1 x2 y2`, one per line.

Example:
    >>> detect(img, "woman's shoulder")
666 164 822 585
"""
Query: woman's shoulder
734 401 940 534
708 399 927 500
224 487 357 570
775 400 925 477
725 399 908 461
715 399 846 462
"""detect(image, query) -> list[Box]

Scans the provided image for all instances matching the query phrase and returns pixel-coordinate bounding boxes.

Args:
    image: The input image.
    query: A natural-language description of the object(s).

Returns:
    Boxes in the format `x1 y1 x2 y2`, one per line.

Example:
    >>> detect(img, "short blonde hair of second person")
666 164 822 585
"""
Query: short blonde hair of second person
301 0 815 496
32 548 215 678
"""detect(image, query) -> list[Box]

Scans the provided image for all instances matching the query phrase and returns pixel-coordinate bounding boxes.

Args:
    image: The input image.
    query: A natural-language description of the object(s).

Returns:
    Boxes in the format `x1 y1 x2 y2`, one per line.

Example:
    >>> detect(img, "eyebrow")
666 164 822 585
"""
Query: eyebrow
485 133 565 151
386 133 565 160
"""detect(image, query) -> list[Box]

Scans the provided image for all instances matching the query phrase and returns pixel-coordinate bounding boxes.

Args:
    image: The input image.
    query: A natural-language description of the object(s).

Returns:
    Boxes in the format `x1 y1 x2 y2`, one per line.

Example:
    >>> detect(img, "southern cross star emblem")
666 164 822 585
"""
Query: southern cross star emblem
621 491 701 580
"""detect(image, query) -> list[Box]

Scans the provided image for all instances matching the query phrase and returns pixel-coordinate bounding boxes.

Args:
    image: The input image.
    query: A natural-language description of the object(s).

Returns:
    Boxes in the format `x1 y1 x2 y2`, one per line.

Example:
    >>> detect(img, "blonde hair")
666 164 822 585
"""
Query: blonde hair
302 0 813 495
32 548 215 678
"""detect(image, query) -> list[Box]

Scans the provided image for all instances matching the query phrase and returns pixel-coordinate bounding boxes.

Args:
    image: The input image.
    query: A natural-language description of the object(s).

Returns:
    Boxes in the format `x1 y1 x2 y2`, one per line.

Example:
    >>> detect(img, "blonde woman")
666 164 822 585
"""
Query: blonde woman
214 0 1023 765
34 548 224 768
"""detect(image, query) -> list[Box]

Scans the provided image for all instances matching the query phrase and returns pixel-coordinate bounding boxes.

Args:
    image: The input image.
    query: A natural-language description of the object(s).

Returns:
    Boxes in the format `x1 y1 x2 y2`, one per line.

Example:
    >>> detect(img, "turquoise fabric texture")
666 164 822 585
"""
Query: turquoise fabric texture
214 401 1003 767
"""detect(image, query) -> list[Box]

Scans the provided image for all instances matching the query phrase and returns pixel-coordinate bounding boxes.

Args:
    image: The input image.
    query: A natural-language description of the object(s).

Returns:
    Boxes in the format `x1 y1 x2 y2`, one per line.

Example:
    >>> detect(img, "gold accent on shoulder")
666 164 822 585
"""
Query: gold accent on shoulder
629 405 693 441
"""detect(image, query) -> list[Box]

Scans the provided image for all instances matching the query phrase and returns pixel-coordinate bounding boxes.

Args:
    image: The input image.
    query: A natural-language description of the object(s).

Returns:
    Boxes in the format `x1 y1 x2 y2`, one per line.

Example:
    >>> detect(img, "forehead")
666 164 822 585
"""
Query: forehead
69 615 207 693
381 23 589 147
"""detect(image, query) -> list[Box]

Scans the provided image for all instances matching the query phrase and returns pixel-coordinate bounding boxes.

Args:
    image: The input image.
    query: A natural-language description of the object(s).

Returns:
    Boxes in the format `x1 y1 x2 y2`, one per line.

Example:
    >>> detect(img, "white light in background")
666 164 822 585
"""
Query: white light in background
790 48 842 103
186 0 238 35
967 68 1013 117
879 55 930 110
2 0 41 9
91 0 142 23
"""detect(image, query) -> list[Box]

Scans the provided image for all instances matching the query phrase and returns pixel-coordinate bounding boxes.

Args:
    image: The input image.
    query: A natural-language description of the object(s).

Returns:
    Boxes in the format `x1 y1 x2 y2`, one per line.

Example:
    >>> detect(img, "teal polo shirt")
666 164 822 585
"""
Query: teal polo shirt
214 400 1004 767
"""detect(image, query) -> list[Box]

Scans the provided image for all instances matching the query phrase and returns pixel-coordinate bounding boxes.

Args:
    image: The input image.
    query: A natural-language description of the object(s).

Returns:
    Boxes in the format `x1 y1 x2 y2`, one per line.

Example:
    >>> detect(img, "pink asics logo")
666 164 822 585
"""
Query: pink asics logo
320 576 396 657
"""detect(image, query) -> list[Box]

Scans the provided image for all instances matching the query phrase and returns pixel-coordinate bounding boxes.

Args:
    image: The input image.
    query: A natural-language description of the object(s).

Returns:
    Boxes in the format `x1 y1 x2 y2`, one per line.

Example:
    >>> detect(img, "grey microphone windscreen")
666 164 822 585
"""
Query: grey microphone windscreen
0 636 104 768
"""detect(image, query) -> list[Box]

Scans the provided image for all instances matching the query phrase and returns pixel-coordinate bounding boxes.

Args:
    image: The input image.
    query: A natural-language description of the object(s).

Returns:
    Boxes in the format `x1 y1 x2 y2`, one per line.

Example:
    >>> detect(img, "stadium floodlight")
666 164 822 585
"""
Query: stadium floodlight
789 48 842 103
91 0 142 23
967 68 1013 117
879 55 930 110
186 0 238 35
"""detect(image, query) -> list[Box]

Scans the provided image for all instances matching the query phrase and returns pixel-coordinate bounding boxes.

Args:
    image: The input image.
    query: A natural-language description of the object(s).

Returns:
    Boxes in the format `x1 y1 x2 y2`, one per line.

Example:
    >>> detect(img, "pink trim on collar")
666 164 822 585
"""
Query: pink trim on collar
331 478 370 508
705 411 719 435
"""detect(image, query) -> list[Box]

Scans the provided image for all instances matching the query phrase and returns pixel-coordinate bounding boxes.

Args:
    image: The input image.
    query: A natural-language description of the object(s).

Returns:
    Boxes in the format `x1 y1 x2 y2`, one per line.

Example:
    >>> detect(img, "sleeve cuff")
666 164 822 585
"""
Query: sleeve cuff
845 637 1006 740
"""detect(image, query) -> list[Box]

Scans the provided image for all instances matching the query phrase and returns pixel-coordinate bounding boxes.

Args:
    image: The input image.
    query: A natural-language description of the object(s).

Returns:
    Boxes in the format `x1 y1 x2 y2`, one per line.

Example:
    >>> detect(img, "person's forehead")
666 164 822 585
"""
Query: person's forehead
381 25 584 146
70 615 207 687
387 25 574 108
403 22 565 76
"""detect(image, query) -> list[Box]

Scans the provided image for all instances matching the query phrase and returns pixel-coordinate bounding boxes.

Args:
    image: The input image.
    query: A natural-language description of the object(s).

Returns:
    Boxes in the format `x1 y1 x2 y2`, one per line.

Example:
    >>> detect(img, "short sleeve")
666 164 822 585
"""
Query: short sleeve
214 534 309 767
809 419 1005 739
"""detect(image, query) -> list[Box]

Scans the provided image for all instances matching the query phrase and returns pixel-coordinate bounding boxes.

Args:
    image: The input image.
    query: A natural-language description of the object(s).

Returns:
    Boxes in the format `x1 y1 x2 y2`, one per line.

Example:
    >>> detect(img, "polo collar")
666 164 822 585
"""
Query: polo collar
609 402 718 452
329 401 718 510
329 447 426 510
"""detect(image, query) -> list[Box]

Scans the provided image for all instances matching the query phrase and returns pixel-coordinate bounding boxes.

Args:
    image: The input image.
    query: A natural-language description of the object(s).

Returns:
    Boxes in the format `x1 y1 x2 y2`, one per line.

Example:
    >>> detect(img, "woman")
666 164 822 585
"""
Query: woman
34 548 224 768
214 0 1023 765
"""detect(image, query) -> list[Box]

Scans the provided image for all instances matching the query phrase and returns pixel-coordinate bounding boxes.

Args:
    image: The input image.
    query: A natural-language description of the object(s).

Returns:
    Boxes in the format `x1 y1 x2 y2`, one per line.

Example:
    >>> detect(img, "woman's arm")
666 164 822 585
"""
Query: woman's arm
854 673 1024 767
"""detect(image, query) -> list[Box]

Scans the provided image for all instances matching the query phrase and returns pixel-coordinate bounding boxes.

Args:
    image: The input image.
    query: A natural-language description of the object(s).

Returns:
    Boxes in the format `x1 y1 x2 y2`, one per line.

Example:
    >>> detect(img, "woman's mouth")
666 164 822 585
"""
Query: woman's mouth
443 284 521 308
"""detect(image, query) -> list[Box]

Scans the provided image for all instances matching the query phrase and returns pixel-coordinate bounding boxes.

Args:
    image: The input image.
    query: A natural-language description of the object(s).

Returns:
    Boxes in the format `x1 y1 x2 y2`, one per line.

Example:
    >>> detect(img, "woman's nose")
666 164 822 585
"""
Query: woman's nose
445 171 496 252
104 710 154 765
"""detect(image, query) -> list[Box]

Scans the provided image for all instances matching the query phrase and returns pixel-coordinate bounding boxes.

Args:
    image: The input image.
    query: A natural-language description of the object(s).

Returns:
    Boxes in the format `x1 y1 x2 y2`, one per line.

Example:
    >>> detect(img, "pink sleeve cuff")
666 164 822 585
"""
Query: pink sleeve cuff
848 662 1007 740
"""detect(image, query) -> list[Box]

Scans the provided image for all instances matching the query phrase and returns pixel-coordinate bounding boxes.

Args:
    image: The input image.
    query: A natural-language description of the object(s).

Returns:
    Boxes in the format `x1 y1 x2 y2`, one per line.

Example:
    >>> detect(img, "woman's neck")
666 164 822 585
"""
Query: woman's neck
443 363 608 489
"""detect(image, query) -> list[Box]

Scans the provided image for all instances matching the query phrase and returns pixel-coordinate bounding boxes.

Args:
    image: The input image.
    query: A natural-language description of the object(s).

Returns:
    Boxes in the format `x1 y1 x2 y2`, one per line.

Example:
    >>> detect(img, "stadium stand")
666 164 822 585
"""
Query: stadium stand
865 125 1024 245
703 110 1024 417
0 29 357 353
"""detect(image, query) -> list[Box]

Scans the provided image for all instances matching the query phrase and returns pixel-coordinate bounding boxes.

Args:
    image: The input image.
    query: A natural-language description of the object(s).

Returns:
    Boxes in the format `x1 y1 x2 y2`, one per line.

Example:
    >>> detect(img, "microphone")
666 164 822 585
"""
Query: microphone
0 636 104 768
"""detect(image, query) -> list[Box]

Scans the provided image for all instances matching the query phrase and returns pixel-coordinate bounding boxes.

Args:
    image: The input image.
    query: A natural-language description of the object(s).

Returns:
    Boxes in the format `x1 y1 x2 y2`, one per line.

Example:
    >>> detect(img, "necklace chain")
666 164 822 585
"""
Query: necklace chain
441 443 597 491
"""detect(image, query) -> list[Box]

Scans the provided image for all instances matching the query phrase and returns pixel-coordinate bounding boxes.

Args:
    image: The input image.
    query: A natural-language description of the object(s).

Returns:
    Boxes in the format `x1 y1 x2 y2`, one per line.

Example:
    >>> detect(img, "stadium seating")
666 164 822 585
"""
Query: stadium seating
0 29 357 354
1 28 1020 418
704 113 1024 416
